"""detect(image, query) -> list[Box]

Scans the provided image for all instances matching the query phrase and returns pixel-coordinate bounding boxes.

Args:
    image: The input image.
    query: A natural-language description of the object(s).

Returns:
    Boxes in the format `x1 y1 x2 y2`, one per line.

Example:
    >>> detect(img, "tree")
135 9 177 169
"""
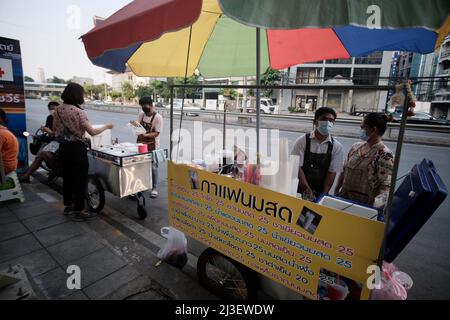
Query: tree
110 91 121 100
219 88 238 100
122 82 135 101
261 67 281 98
48 76 67 84
84 84 104 99
174 76 199 98
24 76 34 82
135 84 154 99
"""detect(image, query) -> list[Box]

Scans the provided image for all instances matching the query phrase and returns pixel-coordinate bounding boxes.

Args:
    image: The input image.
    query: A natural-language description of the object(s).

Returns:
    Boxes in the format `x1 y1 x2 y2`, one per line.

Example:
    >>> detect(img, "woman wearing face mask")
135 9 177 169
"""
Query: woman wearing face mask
291 107 344 200
20 101 60 183
336 113 394 207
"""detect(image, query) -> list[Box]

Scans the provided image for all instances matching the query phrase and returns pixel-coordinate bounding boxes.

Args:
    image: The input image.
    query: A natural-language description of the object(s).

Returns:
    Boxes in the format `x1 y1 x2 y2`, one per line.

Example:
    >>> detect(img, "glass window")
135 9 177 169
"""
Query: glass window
324 68 351 80
353 68 381 85
326 58 352 64
296 68 321 84
354 52 383 65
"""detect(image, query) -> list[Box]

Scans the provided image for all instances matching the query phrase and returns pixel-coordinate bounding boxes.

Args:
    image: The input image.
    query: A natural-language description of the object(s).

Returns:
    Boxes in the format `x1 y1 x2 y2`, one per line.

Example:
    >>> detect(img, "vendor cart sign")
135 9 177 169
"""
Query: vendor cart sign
168 161 385 300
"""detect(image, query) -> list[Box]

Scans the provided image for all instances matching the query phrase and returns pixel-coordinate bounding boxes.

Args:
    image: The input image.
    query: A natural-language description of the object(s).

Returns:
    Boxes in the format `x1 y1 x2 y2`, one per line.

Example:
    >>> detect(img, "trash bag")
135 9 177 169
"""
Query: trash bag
157 227 188 269
370 262 413 300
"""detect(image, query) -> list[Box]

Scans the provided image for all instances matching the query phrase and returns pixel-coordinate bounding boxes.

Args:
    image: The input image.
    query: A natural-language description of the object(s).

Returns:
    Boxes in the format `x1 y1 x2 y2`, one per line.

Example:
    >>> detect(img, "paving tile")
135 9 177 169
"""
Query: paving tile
0 207 11 215
22 212 68 232
34 222 86 247
0 209 18 225
64 247 128 289
33 267 78 300
84 265 141 299
0 249 58 278
0 221 29 242
0 234 42 263
10 202 59 220
47 232 105 265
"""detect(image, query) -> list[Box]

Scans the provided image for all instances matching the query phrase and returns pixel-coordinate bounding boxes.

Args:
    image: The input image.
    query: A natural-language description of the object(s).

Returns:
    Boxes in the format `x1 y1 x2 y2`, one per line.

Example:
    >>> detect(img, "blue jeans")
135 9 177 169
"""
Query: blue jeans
152 161 158 189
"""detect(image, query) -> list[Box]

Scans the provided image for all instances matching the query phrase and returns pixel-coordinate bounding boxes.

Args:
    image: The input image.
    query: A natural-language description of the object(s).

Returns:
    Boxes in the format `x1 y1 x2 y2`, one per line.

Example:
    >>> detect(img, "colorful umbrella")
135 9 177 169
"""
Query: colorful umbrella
81 0 449 77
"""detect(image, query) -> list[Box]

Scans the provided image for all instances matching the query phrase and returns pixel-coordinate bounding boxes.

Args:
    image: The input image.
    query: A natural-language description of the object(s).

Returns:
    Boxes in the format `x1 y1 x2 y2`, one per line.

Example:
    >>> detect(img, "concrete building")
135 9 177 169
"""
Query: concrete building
37 68 46 83
279 51 393 114
430 35 450 120
109 69 164 93
70 76 94 86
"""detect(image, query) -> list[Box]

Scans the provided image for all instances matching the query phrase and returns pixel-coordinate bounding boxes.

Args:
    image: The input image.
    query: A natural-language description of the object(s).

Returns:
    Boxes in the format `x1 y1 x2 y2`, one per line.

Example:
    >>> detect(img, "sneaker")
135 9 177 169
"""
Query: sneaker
150 189 158 198
63 206 74 216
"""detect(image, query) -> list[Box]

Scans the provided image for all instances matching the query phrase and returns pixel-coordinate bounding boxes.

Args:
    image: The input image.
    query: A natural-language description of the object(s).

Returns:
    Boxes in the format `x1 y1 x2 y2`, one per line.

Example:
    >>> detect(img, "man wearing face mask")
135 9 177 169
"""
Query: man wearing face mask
130 96 163 198
291 107 344 200
336 113 394 207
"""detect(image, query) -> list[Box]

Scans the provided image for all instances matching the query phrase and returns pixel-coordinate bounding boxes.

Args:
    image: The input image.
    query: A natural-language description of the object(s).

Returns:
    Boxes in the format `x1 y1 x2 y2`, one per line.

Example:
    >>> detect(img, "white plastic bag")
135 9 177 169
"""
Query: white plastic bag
157 227 188 268
127 122 146 136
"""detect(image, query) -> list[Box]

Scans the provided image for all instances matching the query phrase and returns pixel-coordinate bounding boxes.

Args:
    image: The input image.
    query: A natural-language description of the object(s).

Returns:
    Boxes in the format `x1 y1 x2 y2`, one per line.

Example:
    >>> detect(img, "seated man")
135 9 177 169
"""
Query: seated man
0 108 19 176
20 101 60 183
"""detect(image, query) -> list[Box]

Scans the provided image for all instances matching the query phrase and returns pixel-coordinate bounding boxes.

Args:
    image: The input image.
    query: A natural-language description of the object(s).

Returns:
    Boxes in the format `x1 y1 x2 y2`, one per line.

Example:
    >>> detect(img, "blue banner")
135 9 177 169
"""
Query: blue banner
0 36 28 173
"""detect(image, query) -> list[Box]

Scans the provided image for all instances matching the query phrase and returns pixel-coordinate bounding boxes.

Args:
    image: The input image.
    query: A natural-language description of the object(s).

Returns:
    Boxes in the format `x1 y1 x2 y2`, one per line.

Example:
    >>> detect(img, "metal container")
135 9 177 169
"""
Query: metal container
87 148 152 198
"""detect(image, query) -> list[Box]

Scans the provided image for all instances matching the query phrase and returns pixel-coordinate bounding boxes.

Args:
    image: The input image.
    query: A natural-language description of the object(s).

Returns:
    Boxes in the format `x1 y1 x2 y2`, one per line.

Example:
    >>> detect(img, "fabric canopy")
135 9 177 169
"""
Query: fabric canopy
81 0 449 77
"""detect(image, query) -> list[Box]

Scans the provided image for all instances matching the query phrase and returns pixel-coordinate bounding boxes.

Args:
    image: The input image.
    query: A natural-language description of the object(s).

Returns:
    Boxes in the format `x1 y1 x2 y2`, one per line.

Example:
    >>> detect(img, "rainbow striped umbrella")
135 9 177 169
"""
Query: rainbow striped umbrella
81 0 449 78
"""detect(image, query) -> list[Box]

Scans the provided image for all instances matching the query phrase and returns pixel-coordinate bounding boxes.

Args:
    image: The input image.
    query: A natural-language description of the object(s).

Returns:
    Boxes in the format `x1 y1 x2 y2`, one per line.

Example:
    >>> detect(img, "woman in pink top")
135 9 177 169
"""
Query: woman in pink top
53 83 113 221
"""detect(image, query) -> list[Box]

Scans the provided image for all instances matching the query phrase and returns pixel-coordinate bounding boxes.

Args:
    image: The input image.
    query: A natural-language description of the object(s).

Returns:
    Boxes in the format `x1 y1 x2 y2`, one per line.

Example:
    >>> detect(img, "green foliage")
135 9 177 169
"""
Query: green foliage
50 96 61 102
122 82 135 101
84 84 105 99
48 76 67 84
261 67 281 98
219 88 238 100
24 76 34 82
173 76 199 98
110 91 121 100
135 84 154 99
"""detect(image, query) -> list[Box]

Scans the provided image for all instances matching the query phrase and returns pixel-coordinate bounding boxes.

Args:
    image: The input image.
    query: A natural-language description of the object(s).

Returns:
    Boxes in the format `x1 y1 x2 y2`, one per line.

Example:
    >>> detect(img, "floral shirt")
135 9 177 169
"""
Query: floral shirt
53 104 89 141
346 141 394 200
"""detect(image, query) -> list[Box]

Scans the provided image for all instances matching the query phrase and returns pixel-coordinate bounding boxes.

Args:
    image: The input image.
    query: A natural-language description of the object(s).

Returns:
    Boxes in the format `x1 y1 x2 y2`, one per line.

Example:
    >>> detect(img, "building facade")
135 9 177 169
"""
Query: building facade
430 35 450 120
279 51 393 114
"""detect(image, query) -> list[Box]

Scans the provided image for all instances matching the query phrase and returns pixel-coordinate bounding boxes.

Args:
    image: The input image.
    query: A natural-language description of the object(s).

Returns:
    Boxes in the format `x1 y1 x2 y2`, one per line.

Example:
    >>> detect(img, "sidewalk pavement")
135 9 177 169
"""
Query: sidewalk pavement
0 179 217 300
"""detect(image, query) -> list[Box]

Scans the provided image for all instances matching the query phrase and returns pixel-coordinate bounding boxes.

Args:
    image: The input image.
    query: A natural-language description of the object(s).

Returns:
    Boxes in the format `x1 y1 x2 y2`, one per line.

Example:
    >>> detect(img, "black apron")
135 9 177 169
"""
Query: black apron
297 133 334 197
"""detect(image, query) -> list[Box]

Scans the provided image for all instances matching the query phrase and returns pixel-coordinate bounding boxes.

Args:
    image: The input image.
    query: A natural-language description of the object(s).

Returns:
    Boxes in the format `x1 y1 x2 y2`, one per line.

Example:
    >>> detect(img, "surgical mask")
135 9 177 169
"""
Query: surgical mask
142 106 151 114
359 128 370 141
317 121 333 136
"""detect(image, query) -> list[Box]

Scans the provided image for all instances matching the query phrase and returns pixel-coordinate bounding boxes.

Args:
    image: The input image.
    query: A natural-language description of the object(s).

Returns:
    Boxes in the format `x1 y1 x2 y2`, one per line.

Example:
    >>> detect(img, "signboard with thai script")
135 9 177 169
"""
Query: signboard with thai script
0 36 28 173
168 161 385 300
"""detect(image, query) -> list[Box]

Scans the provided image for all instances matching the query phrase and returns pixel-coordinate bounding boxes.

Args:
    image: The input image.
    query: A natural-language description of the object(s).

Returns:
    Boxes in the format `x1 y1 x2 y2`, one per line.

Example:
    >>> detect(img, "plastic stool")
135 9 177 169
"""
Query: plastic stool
0 171 25 203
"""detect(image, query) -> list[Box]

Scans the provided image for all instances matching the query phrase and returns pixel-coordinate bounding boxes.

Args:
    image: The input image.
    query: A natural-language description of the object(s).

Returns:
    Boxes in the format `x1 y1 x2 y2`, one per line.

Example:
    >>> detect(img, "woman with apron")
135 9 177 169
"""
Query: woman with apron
336 113 394 207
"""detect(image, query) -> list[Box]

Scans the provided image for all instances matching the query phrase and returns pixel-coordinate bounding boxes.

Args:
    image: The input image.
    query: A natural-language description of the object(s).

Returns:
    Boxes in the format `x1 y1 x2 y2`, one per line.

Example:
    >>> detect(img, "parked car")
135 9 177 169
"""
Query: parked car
392 111 449 125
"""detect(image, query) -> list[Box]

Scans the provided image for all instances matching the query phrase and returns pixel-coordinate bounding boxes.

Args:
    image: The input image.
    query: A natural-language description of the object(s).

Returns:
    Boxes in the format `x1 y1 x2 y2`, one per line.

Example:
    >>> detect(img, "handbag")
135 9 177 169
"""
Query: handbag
29 137 43 155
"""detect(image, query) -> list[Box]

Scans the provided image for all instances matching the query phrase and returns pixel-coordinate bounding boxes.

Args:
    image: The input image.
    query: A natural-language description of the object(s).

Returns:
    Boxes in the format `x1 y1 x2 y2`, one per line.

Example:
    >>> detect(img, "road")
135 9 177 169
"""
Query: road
25 99 450 299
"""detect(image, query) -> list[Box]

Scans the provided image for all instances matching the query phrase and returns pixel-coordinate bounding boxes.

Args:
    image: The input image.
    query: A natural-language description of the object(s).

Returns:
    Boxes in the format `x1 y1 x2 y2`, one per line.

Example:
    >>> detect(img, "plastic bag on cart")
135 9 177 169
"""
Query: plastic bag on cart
370 262 413 300
157 227 188 268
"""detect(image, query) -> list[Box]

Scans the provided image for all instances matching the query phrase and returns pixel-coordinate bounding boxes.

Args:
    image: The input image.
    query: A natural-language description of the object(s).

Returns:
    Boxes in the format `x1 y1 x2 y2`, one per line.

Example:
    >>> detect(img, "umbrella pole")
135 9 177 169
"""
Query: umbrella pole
256 28 261 165
376 85 409 268
176 25 193 163
170 86 174 160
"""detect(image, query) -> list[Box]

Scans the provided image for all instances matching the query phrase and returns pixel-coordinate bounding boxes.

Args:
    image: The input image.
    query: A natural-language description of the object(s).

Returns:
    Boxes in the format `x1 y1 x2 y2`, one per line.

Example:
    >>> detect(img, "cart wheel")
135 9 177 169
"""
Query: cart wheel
137 204 147 219
136 192 147 219
86 175 105 213
197 248 258 300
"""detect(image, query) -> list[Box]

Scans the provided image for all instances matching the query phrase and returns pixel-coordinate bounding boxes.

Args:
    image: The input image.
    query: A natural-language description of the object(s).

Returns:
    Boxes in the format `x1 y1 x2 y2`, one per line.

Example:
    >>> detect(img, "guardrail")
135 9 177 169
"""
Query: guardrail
84 103 450 134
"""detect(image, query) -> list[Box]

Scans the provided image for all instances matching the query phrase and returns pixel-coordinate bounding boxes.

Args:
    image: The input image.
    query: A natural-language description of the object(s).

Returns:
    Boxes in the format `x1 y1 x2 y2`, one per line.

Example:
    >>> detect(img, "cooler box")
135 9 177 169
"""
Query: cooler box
385 159 448 262
316 195 379 220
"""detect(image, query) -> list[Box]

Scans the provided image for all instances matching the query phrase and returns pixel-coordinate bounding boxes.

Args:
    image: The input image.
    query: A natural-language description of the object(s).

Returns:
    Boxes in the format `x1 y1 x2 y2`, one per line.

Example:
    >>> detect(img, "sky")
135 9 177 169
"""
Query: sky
0 0 133 85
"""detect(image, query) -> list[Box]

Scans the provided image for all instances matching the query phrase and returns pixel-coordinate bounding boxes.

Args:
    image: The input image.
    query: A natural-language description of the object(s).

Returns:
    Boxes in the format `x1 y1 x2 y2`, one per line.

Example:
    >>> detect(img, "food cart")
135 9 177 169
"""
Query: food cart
85 145 153 219
80 0 449 300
